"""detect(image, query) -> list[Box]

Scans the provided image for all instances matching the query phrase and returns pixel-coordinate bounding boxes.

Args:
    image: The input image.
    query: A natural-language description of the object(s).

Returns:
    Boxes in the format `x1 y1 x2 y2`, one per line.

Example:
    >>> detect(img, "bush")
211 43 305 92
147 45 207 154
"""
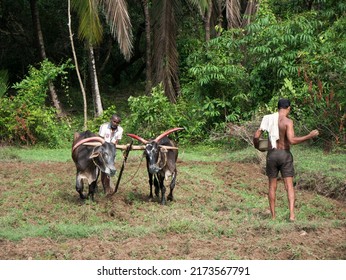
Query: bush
0 59 73 147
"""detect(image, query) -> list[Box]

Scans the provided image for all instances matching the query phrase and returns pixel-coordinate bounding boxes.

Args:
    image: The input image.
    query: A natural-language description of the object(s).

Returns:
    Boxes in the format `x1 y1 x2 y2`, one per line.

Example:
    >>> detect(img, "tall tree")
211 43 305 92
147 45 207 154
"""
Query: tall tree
29 0 63 115
151 0 180 103
68 0 88 130
150 0 208 102
71 0 133 117
141 0 152 95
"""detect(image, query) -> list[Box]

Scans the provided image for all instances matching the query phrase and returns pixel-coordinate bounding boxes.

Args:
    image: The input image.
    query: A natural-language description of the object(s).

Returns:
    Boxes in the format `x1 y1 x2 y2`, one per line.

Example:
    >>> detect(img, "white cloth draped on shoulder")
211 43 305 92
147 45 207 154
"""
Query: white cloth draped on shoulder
260 112 279 149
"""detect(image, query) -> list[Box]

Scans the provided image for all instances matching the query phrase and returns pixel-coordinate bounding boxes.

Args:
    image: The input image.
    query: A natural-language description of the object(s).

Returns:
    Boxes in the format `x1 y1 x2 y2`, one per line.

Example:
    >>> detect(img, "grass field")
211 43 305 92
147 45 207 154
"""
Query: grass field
0 145 345 260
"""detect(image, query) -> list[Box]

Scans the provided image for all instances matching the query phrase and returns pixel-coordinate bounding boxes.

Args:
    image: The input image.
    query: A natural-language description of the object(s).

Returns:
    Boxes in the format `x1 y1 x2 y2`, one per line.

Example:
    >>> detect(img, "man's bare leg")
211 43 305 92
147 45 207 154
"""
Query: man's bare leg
268 177 278 220
283 177 295 221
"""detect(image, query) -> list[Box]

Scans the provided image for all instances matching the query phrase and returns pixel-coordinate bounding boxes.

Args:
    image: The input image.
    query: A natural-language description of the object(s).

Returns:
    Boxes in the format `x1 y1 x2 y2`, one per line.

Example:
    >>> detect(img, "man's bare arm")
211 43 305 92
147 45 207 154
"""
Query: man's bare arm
286 121 319 145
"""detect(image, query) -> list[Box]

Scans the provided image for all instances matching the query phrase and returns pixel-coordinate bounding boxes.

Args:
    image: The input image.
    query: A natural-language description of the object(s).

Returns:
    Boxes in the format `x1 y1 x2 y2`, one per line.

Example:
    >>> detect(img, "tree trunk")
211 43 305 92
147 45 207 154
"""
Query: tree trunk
242 0 259 28
68 0 88 130
204 0 213 42
29 0 63 115
215 0 223 37
141 0 152 95
87 43 103 117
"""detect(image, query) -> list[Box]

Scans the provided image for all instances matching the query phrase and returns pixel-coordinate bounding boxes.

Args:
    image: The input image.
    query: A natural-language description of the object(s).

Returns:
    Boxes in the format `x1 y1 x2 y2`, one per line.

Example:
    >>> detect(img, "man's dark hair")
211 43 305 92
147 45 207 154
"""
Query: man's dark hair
278 98 291 109
111 114 121 122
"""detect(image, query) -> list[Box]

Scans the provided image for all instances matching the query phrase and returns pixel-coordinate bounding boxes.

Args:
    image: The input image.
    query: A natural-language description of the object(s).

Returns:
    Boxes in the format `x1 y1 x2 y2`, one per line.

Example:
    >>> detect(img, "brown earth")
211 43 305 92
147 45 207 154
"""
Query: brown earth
0 158 345 260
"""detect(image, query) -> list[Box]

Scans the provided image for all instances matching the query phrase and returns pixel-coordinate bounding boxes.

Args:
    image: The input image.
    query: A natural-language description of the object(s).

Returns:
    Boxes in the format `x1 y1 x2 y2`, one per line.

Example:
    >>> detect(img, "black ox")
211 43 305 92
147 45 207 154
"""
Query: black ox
71 130 117 201
128 127 184 205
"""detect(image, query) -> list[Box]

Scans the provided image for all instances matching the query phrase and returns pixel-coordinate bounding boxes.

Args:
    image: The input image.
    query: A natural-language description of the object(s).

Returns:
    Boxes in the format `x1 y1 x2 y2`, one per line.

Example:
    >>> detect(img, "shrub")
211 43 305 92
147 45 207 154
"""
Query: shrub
0 59 73 147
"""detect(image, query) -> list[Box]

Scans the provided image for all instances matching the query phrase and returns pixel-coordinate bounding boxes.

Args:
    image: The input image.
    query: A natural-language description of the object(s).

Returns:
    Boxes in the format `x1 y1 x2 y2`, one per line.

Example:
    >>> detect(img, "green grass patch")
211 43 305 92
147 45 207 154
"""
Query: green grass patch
0 147 71 162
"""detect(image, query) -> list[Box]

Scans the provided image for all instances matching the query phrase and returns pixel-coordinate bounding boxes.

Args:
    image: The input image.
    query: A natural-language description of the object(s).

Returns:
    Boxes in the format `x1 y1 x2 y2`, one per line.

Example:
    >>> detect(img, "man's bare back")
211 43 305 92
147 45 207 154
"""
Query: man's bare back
277 114 292 150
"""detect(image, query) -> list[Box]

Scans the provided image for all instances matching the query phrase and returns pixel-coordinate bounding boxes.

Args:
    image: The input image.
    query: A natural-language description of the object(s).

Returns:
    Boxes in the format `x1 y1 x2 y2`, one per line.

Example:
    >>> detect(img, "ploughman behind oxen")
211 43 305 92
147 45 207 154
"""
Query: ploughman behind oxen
71 130 117 201
127 127 184 205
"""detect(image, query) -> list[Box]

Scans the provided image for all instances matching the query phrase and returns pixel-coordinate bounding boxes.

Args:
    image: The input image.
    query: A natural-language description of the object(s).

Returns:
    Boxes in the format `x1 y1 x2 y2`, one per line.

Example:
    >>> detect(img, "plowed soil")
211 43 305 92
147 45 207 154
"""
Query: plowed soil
0 158 345 260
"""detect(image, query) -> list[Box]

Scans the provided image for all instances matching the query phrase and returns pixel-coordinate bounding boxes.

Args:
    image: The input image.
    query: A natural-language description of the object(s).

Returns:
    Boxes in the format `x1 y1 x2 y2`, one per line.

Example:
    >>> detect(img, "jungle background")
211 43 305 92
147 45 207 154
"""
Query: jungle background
0 0 345 149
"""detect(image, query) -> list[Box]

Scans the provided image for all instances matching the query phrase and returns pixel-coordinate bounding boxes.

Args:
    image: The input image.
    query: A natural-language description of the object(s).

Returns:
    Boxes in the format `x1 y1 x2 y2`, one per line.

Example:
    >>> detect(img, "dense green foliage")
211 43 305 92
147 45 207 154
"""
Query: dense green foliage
183 1 345 147
0 60 73 147
0 0 344 149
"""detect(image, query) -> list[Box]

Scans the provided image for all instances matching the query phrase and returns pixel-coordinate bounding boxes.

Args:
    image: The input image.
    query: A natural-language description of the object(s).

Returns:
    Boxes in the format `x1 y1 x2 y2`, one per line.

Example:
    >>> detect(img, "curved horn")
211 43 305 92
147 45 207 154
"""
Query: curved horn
154 127 184 142
72 136 105 152
127 133 148 144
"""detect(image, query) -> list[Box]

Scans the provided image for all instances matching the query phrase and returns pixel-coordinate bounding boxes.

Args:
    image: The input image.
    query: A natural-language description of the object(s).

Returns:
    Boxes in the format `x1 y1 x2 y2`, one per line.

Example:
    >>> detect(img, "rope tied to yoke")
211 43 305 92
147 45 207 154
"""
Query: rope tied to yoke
156 149 167 171
115 152 145 187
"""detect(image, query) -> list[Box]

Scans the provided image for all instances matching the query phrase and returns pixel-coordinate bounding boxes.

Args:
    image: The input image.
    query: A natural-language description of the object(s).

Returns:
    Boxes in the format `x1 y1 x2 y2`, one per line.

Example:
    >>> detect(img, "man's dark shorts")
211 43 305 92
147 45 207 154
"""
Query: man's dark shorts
266 149 294 178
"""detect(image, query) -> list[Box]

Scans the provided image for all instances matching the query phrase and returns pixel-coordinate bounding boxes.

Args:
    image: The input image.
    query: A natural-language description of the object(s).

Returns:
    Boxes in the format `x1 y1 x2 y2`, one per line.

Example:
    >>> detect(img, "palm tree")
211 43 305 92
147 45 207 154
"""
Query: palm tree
201 0 259 40
149 0 208 103
141 0 152 95
70 0 133 118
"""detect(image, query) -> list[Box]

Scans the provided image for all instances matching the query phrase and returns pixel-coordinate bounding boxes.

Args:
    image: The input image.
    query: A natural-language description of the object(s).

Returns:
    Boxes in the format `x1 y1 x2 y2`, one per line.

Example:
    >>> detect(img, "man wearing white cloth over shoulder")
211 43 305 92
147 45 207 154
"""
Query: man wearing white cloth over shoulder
254 99 319 221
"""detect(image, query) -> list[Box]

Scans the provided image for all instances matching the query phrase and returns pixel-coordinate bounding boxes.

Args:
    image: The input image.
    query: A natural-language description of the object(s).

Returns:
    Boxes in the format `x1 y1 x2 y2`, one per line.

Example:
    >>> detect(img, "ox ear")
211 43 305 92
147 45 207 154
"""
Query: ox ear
89 151 100 159
73 132 80 142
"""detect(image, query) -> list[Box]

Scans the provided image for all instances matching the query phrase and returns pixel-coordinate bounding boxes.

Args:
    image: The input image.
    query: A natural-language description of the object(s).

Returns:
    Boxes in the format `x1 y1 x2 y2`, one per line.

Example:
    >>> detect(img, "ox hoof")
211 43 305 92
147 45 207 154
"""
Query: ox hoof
167 195 173 201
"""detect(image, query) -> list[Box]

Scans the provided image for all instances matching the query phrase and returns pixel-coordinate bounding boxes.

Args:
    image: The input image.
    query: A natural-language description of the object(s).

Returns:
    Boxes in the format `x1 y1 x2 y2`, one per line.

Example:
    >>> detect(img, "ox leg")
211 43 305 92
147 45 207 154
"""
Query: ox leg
76 174 86 199
154 175 160 197
148 172 154 199
88 168 100 201
88 180 97 202
158 175 166 205
167 171 177 202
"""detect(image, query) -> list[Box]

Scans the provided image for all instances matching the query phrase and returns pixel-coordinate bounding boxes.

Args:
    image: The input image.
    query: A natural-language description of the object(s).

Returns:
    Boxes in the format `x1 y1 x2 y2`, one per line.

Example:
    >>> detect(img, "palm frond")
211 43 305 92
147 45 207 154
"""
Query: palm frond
99 0 133 61
152 0 180 102
71 0 103 45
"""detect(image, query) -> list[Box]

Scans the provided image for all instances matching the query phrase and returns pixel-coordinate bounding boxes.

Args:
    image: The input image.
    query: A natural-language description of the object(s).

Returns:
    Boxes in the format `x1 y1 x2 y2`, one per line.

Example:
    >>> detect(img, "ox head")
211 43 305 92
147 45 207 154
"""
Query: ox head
127 127 183 174
72 136 117 177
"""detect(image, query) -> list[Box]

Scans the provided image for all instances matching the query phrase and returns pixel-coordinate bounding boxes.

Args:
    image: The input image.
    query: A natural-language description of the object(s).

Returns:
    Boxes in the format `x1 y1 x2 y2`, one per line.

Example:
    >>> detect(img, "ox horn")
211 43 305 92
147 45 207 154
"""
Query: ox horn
127 133 149 144
154 127 184 142
72 136 105 152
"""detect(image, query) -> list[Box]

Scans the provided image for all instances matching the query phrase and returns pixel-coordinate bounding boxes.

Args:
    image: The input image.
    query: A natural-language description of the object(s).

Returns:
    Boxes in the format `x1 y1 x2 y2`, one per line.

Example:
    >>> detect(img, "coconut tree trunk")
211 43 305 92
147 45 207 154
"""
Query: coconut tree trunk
141 0 152 95
29 0 63 115
204 0 213 42
87 43 103 117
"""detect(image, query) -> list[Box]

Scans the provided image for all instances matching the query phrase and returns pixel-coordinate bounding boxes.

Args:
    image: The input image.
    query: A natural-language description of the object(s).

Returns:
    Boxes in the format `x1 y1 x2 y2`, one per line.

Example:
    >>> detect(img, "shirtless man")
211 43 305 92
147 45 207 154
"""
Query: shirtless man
254 99 319 221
